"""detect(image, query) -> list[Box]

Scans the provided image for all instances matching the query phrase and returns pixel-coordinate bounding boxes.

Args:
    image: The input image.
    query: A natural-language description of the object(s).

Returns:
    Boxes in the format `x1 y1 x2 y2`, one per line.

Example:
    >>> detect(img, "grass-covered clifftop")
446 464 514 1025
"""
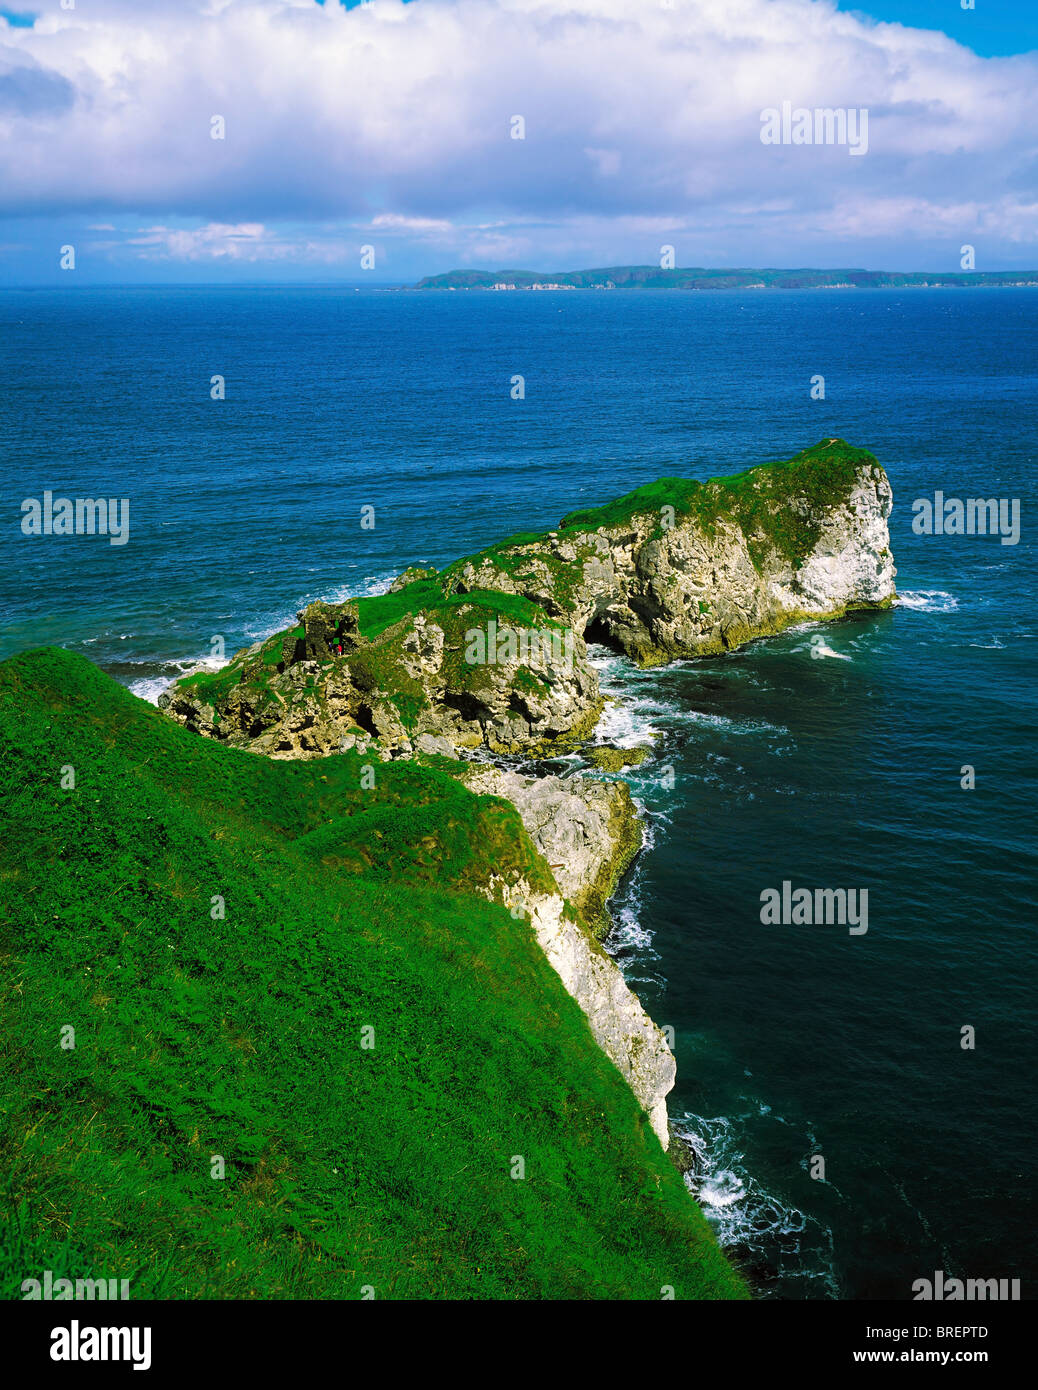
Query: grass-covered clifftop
162 439 892 759
365 438 874 613
182 437 874 702
0 648 745 1300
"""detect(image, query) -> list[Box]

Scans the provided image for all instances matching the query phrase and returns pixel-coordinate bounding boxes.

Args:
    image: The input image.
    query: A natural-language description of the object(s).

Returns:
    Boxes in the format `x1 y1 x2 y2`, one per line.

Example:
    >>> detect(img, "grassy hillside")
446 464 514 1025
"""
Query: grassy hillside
0 648 745 1300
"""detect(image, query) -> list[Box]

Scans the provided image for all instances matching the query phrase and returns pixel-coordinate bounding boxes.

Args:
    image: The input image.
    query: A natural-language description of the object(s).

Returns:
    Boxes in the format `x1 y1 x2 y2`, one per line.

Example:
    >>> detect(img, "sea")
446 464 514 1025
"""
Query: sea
2 284 1035 1300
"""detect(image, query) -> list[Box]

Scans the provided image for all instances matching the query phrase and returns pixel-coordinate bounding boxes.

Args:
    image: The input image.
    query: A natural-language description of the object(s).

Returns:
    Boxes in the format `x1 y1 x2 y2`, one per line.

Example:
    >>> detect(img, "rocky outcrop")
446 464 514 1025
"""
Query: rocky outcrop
160 440 895 762
498 882 674 1147
445 442 895 667
160 598 600 761
585 744 652 772
389 565 439 593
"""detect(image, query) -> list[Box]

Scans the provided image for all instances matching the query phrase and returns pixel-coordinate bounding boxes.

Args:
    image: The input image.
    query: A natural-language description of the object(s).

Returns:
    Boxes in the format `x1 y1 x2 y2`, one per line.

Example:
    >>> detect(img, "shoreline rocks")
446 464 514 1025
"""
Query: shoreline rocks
585 743 653 772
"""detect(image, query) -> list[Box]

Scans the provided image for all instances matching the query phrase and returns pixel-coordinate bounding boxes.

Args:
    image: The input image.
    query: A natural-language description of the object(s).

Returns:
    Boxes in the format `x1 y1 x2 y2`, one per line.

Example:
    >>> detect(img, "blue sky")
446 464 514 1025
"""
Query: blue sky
838 2 1038 58
324 0 1038 53
0 0 1035 284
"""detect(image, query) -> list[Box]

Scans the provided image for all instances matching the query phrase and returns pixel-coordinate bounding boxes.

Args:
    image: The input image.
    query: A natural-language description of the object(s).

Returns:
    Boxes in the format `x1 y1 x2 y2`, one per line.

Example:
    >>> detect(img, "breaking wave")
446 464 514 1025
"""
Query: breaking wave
127 653 230 706
673 1110 840 1299
896 590 959 612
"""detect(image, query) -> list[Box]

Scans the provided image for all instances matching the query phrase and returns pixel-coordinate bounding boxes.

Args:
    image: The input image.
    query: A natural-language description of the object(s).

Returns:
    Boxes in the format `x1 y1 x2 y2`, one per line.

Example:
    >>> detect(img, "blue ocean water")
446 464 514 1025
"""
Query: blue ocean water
2 285 1035 1299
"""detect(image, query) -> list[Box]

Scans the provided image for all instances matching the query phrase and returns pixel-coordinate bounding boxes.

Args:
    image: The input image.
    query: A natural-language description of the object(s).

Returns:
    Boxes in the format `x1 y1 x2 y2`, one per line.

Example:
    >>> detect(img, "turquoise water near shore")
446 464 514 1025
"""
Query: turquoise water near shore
2 285 1035 1298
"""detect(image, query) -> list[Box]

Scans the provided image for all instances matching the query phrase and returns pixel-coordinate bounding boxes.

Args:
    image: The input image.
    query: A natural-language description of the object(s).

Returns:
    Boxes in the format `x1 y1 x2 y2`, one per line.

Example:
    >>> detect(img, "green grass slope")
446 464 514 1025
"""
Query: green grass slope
0 648 745 1300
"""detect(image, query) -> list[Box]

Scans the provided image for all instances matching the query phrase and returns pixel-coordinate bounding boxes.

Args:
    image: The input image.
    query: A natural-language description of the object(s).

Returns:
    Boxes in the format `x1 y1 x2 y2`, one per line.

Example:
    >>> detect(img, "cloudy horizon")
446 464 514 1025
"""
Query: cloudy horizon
1 0 1036 284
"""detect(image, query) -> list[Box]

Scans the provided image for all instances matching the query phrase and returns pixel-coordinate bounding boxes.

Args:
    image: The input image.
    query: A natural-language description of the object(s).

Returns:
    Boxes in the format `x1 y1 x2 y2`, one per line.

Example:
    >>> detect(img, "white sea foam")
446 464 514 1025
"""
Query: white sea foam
606 900 657 956
594 695 664 748
242 619 289 642
896 590 959 613
128 674 176 705
699 1168 746 1209
128 654 229 705
692 711 792 735
598 797 663 979
674 1110 839 1297
588 644 682 747
590 643 790 744
327 571 397 601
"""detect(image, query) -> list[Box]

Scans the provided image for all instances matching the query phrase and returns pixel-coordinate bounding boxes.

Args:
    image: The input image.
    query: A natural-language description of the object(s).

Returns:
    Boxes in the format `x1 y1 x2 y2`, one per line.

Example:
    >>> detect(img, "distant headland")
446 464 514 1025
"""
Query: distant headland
414 266 1038 291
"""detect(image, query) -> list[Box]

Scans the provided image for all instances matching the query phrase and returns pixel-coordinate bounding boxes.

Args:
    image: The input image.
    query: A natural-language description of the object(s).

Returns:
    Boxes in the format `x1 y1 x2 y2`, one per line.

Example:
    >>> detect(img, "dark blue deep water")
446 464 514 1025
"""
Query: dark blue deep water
2 286 1035 1299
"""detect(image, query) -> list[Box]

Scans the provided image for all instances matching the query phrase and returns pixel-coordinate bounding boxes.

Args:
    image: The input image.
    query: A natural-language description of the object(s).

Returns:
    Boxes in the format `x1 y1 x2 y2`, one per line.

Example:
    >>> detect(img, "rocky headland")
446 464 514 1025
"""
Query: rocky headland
158 439 896 1149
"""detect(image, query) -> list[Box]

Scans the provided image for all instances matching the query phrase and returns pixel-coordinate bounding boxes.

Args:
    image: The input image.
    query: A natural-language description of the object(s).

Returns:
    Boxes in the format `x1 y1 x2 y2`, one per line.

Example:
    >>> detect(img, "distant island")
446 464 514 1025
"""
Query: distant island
415 265 1038 291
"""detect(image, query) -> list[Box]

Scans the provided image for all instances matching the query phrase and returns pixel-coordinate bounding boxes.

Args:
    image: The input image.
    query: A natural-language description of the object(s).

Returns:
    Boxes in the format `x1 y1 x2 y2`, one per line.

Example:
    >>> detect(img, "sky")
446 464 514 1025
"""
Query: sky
0 0 1035 284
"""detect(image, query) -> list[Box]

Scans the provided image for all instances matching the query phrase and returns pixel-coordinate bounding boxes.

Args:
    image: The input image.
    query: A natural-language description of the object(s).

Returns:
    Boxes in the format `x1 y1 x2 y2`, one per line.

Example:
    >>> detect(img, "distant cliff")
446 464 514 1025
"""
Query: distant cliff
415 265 1038 291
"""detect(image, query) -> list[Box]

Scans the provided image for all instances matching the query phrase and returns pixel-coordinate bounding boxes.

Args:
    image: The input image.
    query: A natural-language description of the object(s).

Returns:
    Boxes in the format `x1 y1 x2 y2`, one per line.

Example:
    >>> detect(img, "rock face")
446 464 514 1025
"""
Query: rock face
447 443 895 667
160 440 895 761
462 766 675 1145
507 885 674 1147
585 744 652 772
459 765 641 932
473 769 673 1146
160 599 599 761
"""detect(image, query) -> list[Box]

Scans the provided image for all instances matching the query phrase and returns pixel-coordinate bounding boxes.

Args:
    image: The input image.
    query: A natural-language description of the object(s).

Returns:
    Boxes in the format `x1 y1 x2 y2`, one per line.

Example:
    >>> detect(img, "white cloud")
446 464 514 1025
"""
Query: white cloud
128 223 276 261
369 213 454 233
0 0 1035 265
123 221 363 263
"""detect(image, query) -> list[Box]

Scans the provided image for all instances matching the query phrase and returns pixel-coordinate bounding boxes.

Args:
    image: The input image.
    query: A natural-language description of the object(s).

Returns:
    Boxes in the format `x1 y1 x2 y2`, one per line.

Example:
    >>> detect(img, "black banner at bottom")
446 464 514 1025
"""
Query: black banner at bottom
1 1298 1027 1376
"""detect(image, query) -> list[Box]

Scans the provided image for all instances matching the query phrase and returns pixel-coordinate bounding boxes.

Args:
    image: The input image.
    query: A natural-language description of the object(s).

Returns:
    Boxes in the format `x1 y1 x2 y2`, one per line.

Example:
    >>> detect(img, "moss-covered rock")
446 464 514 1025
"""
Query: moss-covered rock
585 744 653 772
389 564 439 593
